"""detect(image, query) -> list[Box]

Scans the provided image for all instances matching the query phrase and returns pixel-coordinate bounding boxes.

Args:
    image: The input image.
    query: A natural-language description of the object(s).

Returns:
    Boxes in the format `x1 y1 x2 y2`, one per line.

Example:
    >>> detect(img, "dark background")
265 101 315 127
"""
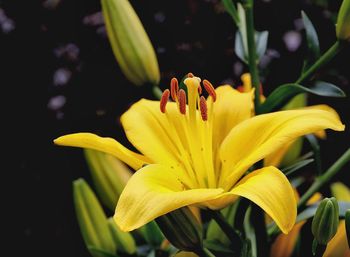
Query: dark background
2 0 349 256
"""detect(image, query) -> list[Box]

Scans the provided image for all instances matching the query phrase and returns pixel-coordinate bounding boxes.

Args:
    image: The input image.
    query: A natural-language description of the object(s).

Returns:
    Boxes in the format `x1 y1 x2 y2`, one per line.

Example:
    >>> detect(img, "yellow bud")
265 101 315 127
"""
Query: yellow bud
101 0 160 86
336 0 350 41
84 149 132 211
73 179 116 257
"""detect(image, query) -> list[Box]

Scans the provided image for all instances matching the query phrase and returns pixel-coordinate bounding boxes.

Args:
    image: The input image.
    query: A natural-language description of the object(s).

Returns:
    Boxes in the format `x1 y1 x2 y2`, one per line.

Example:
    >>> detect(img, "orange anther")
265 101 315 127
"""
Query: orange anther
160 89 170 113
202 80 216 102
187 72 194 78
199 96 208 121
178 89 187 115
170 78 179 101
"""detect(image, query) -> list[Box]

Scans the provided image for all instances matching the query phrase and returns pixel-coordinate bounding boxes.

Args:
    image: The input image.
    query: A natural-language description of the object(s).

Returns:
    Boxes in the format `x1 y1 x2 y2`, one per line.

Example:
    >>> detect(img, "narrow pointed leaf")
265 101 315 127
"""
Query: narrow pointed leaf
301 11 320 70
305 134 322 175
221 0 240 26
282 158 314 177
255 31 269 61
260 82 346 113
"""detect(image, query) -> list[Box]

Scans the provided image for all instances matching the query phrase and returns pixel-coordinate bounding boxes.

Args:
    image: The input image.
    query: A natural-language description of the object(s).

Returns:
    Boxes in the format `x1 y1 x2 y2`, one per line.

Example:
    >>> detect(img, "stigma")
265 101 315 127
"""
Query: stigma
159 73 216 121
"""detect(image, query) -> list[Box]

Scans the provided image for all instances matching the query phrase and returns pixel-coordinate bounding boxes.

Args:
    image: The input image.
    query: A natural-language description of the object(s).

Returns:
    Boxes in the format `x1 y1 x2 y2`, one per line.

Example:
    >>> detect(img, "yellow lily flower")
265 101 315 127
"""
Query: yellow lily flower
54 75 344 234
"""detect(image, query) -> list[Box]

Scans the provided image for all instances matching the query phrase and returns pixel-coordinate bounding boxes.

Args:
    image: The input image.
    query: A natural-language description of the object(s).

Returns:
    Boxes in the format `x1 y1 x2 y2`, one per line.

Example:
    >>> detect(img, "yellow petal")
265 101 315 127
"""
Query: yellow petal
211 85 254 148
121 99 185 167
114 164 224 231
270 221 305 257
324 221 350 257
54 133 150 170
230 167 297 234
220 107 345 187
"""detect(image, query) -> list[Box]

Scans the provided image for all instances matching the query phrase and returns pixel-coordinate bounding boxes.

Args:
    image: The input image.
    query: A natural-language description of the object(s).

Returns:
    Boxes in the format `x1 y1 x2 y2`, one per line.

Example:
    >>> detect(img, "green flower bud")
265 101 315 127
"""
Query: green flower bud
101 0 160 86
108 218 136 255
84 149 132 211
155 207 203 252
312 197 339 245
137 220 165 247
73 179 116 257
336 0 350 41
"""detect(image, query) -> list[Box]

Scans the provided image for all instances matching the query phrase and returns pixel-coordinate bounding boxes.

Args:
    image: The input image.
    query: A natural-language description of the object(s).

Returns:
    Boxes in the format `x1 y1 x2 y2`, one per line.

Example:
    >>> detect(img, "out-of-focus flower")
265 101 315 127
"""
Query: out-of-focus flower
101 0 160 86
73 179 116 257
336 0 350 41
55 75 344 234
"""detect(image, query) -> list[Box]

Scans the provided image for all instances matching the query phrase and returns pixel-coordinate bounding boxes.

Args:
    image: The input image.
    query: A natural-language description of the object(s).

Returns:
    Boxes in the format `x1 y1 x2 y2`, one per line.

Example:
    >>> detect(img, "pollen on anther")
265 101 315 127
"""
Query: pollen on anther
160 89 170 113
199 96 208 121
170 78 179 101
203 79 217 102
178 89 187 115
187 72 194 78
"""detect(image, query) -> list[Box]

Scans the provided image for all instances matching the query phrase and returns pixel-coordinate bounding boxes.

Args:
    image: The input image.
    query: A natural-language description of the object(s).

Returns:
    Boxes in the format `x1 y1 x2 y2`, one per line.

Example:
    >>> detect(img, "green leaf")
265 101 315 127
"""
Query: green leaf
235 30 268 64
203 239 236 254
260 82 346 113
255 31 269 62
282 158 314 177
87 246 119 257
301 11 320 71
221 0 240 26
305 134 322 175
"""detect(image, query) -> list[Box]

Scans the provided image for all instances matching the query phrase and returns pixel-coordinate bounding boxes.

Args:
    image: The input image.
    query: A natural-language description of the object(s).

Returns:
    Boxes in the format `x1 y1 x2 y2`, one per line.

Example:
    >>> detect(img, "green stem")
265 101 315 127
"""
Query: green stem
251 204 268 257
298 148 350 211
207 210 242 249
195 247 216 257
243 0 261 114
296 41 343 84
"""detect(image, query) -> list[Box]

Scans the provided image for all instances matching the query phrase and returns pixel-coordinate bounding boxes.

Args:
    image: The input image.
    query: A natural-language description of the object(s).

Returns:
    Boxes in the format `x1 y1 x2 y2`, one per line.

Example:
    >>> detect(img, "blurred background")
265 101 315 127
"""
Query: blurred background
3 0 349 256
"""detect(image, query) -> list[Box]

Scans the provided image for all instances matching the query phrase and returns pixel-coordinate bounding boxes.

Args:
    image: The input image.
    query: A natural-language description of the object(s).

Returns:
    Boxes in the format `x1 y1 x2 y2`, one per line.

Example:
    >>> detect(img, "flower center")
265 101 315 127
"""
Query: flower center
158 74 218 189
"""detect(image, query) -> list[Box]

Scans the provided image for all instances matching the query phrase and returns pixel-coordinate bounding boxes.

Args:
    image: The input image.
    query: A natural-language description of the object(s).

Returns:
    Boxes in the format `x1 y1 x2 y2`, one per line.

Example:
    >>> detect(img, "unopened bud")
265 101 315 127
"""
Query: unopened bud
84 149 132 211
73 179 116 257
336 0 350 41
108 218 136 255
101 0 160 86
312 197 339 245
155 207 203 252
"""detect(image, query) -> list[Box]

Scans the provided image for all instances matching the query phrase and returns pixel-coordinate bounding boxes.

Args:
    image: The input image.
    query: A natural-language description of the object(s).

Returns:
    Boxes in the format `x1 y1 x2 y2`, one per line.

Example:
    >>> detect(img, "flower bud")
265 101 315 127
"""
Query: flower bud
84 149 132 211
312 197 339 245
137 220 165 247
73 179 116 257
155 207 203 252
336 0 350 41
101 0 160 86
108 218 136 255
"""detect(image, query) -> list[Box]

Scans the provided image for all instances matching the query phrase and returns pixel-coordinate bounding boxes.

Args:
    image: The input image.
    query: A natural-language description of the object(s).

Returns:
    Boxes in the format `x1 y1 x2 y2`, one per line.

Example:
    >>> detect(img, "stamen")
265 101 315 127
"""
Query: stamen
160 89 170 113
202 80 217 102
170 78 179 101
187 72 194 78
178 89 187 115
198 84 202 95
199 96 208 121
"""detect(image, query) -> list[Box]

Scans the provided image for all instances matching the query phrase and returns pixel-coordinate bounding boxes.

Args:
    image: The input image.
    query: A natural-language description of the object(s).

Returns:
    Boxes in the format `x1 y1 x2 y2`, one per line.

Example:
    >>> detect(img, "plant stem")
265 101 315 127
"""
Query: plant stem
207 209 242 249
296 41 343 84
298 148 350 211
251 204 268 257
243 0 261 114
195 247 216 257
